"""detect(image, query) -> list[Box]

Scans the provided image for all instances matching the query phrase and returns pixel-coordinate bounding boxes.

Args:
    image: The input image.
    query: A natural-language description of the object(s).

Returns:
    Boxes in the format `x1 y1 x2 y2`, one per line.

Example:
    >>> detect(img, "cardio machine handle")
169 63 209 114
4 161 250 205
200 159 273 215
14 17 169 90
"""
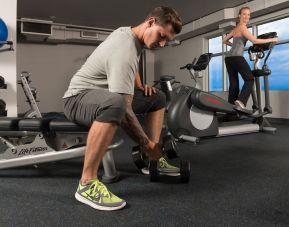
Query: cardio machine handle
171 81 180 85
180 64 191 70
180 57 198 70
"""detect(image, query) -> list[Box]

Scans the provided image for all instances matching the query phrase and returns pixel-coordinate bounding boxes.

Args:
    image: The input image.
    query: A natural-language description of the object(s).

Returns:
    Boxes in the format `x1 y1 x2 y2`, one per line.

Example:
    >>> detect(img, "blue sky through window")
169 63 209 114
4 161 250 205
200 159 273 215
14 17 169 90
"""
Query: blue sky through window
257 18 289 90
209 56 223 91
258 17 289 40
209 36 222 54
258 43 289 90
209 36 223 91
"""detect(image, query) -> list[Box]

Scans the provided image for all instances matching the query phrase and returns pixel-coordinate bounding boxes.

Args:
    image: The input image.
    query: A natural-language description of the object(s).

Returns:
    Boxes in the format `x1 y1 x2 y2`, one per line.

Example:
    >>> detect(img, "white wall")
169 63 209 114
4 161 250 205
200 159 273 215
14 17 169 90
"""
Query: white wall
17 43 95 113
0 0 17 117
154 36 206 88
17 44 157 115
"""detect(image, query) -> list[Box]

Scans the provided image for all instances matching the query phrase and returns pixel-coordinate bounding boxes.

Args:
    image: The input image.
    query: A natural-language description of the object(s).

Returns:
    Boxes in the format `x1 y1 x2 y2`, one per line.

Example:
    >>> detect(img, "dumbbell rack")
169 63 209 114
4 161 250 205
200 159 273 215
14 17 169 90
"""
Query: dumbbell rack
0 41 14 117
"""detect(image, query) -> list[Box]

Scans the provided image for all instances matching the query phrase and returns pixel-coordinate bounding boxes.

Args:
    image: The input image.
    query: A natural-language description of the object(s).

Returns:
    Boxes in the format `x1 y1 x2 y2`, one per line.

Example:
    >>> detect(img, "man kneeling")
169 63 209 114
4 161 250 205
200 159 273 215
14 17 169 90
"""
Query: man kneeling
63 6 182 211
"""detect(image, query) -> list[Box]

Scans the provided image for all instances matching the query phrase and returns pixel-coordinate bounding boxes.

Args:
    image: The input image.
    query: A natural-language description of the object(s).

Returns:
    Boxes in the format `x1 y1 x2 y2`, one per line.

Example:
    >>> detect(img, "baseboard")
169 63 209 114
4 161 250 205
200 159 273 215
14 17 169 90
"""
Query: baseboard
267 117 289 125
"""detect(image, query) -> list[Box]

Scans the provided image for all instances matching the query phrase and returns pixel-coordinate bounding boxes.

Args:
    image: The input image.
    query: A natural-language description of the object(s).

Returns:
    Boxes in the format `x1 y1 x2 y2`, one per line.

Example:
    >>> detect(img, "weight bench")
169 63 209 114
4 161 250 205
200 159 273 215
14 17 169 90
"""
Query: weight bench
0 117 122 183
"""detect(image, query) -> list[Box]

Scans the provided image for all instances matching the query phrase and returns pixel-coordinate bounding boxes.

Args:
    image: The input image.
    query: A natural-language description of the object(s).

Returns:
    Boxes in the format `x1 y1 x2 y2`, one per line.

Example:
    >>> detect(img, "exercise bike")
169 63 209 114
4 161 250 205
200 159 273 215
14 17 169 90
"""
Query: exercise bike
163 32 277 143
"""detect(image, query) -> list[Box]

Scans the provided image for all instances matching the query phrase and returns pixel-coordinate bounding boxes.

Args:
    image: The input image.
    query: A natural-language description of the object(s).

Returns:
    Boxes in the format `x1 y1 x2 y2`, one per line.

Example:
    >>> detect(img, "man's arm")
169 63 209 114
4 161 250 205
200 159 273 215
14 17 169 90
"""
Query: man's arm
134 72 157 96
120 94 162 160
121 94 149 147
135 72 144 90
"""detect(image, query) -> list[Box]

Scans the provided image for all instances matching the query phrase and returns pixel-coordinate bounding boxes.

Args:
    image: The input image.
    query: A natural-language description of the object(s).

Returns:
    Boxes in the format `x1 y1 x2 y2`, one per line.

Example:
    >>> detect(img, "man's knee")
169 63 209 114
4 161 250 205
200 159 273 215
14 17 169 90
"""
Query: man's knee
98 94 126 125
111 94 126 114
157 90 167 107
150 91 166 112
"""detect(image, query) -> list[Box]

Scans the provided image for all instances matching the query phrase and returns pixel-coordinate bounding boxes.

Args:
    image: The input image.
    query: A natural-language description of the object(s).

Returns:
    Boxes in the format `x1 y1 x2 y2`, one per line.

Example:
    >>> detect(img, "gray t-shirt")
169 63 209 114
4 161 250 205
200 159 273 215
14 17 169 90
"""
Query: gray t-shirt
226 36 248 57
63 27 143 98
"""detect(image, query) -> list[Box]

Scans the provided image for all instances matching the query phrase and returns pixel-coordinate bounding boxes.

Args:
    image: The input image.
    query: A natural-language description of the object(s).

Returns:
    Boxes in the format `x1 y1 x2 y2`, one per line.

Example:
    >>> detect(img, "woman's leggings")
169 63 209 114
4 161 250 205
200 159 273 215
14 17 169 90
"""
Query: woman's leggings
225 56 254 106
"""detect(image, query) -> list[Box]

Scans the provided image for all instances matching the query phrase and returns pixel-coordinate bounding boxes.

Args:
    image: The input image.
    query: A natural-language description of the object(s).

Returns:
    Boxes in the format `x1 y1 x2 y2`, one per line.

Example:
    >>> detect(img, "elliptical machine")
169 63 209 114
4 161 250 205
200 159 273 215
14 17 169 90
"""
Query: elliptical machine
165 32 277 143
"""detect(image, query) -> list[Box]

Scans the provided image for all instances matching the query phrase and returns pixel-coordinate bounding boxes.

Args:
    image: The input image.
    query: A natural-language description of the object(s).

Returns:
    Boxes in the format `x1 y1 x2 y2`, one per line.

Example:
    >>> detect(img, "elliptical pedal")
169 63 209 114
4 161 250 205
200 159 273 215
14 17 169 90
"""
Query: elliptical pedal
233 106 254 115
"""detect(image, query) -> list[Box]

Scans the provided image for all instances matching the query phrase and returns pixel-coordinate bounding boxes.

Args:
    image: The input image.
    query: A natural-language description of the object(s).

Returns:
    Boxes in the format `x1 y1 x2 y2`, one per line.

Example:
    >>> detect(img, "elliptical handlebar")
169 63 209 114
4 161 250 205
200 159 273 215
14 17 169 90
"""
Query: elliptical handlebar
180 57 197 70
248 32 277 73
180 53 212 72
180 64 192 70
250 32 277 53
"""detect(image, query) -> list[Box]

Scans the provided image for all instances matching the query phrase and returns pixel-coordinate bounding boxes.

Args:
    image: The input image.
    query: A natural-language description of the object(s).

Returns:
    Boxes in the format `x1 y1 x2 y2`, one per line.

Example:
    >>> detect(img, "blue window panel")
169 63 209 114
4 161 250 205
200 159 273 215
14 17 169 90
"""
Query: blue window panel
209 56 223 91
257 43 289 90
258 17 289 41
209 36 222 54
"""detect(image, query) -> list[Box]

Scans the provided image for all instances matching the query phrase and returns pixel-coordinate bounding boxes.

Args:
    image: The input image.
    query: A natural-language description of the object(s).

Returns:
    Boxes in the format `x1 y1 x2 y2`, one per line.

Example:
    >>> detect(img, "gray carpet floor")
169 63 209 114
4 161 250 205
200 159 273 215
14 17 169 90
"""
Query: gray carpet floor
0 123 289 227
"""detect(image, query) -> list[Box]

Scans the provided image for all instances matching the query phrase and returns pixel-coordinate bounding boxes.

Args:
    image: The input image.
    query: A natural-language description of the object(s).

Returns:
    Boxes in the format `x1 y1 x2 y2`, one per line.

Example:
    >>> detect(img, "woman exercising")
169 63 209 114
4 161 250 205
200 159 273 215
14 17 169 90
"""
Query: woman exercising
223 6 278 109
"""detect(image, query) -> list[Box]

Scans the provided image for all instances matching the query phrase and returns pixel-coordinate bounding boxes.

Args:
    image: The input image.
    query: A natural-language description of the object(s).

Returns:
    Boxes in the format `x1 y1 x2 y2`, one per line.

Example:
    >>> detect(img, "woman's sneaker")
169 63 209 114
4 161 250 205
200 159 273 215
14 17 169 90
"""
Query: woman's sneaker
234 100 253 114
141 157 180 176
234 100 246 109
75 179 126 211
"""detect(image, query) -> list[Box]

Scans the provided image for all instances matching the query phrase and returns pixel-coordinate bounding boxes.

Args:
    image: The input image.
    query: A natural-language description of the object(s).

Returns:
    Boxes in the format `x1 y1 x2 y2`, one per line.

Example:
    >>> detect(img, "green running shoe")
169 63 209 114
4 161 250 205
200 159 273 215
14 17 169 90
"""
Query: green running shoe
75 179 126 211
141 157 180 176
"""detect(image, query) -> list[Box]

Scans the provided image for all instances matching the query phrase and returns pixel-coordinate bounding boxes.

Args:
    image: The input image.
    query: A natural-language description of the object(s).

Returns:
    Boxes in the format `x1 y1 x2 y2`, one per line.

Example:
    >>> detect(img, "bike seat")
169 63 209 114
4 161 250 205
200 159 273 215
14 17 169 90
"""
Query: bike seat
160 75 175 81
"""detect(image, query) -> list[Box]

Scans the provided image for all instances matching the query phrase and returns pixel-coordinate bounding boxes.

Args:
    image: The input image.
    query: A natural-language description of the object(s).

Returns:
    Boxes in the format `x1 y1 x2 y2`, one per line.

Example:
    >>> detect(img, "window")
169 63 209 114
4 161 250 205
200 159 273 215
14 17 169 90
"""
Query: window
257 17 289 40
257 18 289 90
258 43 289 90
208 36 223 91
209 36 222 53
209 56 223 91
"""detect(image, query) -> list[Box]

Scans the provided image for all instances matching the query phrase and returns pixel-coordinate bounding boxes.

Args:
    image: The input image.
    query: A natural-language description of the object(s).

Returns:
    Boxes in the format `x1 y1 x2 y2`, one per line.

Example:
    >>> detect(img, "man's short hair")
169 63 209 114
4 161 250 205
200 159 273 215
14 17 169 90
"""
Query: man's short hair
146 6 182 34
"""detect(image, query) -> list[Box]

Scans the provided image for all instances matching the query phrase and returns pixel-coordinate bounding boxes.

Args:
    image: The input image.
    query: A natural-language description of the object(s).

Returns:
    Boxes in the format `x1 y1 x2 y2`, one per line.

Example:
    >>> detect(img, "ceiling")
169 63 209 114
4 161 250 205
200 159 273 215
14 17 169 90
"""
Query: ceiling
17 0 251 29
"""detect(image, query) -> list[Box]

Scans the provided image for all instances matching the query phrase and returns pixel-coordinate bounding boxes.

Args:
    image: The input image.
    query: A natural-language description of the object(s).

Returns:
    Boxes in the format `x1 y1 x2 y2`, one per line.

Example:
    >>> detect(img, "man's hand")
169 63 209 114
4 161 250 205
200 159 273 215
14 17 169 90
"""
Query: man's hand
144 141 163 160
140 84 157 96
135 72 157 96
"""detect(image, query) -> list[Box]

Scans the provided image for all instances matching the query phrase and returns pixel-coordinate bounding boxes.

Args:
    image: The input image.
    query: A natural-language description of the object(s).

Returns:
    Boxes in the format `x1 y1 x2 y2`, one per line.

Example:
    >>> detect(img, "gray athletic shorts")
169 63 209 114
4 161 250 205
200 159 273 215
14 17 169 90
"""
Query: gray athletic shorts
63 89 126 127
63 89 166 127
